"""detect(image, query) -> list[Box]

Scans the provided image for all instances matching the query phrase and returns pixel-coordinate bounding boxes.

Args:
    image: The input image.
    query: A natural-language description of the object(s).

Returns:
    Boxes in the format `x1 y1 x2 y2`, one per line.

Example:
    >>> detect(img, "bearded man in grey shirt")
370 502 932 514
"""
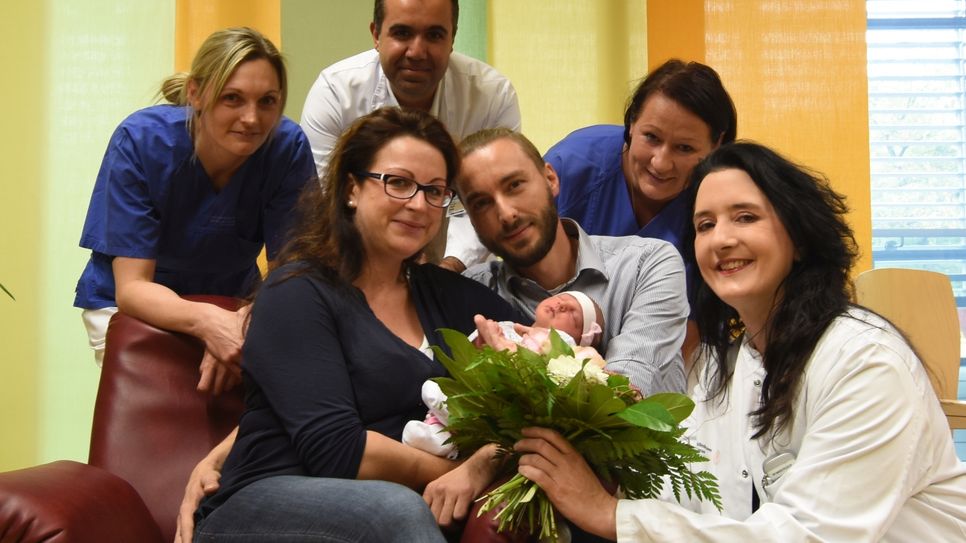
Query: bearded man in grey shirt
456 128 687 396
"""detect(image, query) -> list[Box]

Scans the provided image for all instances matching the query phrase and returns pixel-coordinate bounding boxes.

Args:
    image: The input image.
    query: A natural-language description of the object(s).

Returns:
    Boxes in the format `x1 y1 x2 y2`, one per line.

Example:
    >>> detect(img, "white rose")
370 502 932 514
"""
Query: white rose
581 362 609 385
546 355 582 385
546 355 609 386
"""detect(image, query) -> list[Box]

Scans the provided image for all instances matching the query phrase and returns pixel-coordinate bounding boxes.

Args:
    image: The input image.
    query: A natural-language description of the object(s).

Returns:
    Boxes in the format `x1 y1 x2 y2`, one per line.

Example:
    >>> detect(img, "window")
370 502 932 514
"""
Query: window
867 0 966 457
868 2 966 314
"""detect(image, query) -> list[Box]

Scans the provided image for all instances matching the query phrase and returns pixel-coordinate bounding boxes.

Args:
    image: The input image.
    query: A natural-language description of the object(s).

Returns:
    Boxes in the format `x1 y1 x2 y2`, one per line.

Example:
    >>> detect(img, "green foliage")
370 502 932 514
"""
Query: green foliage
433 329 721 540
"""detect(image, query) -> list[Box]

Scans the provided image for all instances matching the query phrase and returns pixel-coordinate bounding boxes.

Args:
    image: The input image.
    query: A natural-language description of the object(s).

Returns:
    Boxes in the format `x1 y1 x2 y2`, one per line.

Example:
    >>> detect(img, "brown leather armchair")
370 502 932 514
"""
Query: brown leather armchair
0 296 244 543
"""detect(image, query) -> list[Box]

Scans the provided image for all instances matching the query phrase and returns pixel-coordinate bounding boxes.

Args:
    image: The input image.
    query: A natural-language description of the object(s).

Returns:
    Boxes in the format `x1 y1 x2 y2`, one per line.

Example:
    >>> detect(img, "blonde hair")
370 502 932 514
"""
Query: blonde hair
159 27 286 135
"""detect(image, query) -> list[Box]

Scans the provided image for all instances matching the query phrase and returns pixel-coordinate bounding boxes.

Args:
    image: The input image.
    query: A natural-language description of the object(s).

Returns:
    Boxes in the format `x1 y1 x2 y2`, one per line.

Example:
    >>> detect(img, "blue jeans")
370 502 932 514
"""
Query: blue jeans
195 476 447 542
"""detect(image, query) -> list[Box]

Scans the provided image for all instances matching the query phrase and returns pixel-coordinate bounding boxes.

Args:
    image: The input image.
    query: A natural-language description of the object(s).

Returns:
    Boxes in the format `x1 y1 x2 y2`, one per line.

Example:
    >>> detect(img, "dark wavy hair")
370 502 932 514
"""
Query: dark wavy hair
275 107 459 284
623 59 737 148
686 142 858 439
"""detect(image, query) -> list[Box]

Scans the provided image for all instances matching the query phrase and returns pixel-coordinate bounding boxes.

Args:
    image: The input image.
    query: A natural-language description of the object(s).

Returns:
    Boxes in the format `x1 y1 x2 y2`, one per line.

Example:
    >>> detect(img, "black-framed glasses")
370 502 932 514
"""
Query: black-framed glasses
354 171 455 208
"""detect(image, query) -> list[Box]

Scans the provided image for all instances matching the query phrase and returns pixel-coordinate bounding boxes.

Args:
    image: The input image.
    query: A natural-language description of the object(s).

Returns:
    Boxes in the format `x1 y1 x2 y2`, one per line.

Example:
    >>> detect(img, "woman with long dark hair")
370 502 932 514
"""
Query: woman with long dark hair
512 142 966 541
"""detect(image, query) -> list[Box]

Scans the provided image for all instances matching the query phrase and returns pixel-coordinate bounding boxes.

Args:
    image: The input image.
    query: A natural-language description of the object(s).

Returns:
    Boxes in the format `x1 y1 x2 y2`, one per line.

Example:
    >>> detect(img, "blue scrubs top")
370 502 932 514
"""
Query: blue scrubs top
74 105 316 309
545 124 695 301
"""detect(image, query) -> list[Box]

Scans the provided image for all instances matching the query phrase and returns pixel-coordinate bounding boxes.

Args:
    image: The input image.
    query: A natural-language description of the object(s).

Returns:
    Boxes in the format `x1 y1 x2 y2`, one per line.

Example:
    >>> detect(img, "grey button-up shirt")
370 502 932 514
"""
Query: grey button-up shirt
465 219 687 395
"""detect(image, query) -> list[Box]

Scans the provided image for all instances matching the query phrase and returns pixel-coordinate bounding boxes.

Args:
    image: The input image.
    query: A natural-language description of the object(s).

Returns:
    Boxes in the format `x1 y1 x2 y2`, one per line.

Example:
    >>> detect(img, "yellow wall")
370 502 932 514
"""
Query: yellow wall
488 0 647 154
647 0 873 273
488 0 871 274
41 2 175 468
0 0 45 471
280 1 374 121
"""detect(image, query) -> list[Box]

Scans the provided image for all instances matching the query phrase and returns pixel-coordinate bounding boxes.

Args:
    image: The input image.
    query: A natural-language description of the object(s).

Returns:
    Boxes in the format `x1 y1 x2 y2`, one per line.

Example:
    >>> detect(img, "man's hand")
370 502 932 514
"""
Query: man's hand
515 427 618 540
423 444 500 527
173 456 223 543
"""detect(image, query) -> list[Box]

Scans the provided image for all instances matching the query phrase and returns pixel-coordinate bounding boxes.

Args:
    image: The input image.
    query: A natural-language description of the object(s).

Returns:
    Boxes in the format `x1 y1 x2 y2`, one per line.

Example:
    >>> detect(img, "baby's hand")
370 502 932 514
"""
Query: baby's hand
511 322 533 338
573 346 606 369
473 315 518 352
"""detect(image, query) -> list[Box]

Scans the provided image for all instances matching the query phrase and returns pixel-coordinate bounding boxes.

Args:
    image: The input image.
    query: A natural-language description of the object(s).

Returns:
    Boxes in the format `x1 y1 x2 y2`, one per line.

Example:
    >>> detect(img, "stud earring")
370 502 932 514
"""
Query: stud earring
347 200 356 208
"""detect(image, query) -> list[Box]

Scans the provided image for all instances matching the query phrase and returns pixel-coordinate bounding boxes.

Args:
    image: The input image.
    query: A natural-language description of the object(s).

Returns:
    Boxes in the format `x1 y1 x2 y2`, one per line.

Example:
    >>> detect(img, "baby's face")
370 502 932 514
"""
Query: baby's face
533 293 584 339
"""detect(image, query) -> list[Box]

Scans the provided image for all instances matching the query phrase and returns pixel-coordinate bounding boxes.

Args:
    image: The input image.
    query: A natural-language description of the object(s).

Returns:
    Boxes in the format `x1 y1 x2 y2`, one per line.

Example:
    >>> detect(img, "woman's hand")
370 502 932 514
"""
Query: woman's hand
515 427 618 540
423 444 501 527
173 428 237 543
197 350 242 395
173 460 220 543
195 303 250 366
113 257 249 394
194 304 249 393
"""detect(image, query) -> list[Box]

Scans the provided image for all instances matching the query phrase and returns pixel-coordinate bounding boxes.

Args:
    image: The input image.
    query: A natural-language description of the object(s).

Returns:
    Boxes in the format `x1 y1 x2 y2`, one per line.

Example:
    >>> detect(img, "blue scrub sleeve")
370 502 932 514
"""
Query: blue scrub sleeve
262 129 316 260
99 128 162 259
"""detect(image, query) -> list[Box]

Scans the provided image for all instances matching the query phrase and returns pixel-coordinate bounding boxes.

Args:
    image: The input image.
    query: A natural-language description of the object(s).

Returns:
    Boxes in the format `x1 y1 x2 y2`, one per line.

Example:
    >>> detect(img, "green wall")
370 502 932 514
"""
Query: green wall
454 0 488 61
281 0 489 121
281 0 374 121
0 1 174 471
42 1 175 467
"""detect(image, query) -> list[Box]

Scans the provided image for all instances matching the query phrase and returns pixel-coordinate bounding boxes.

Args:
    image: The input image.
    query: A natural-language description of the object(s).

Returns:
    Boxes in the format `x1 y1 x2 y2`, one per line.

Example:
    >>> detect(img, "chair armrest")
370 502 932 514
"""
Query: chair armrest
940 399 966 430
0 460 164 543
940 398 966 417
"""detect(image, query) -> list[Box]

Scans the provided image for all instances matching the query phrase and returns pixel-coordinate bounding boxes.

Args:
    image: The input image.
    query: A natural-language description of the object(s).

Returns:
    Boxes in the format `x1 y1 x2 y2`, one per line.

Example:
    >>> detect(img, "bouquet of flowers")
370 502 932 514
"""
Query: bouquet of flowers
432 329 721 540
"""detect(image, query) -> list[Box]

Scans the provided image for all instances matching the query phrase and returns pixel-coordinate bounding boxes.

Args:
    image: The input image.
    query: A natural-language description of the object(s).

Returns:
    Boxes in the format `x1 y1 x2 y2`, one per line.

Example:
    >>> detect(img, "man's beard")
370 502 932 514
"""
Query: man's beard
481 202 559 270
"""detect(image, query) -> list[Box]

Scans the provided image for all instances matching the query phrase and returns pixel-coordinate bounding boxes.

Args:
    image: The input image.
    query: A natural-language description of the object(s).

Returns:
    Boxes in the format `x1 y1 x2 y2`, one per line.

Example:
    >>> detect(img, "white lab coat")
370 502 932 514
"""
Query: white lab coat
617 307 966 542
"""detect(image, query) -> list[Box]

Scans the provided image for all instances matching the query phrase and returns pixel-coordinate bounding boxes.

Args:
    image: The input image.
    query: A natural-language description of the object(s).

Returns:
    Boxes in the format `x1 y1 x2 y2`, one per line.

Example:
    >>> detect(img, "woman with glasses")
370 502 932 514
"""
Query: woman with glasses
73 28 316 395
184 107 524 542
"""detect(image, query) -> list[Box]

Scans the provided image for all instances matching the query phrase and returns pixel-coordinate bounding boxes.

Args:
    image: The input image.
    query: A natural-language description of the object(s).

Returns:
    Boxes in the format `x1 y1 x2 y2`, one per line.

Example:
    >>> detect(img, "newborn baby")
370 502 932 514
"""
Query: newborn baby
476 290 605 353
403 291 606 458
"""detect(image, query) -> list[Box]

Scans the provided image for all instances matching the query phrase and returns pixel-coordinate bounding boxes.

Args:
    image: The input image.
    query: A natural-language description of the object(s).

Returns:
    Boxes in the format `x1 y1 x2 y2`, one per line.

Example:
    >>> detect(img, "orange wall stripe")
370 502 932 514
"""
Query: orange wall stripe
175 0 281 72
646 1 872 274
646 0 705 67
